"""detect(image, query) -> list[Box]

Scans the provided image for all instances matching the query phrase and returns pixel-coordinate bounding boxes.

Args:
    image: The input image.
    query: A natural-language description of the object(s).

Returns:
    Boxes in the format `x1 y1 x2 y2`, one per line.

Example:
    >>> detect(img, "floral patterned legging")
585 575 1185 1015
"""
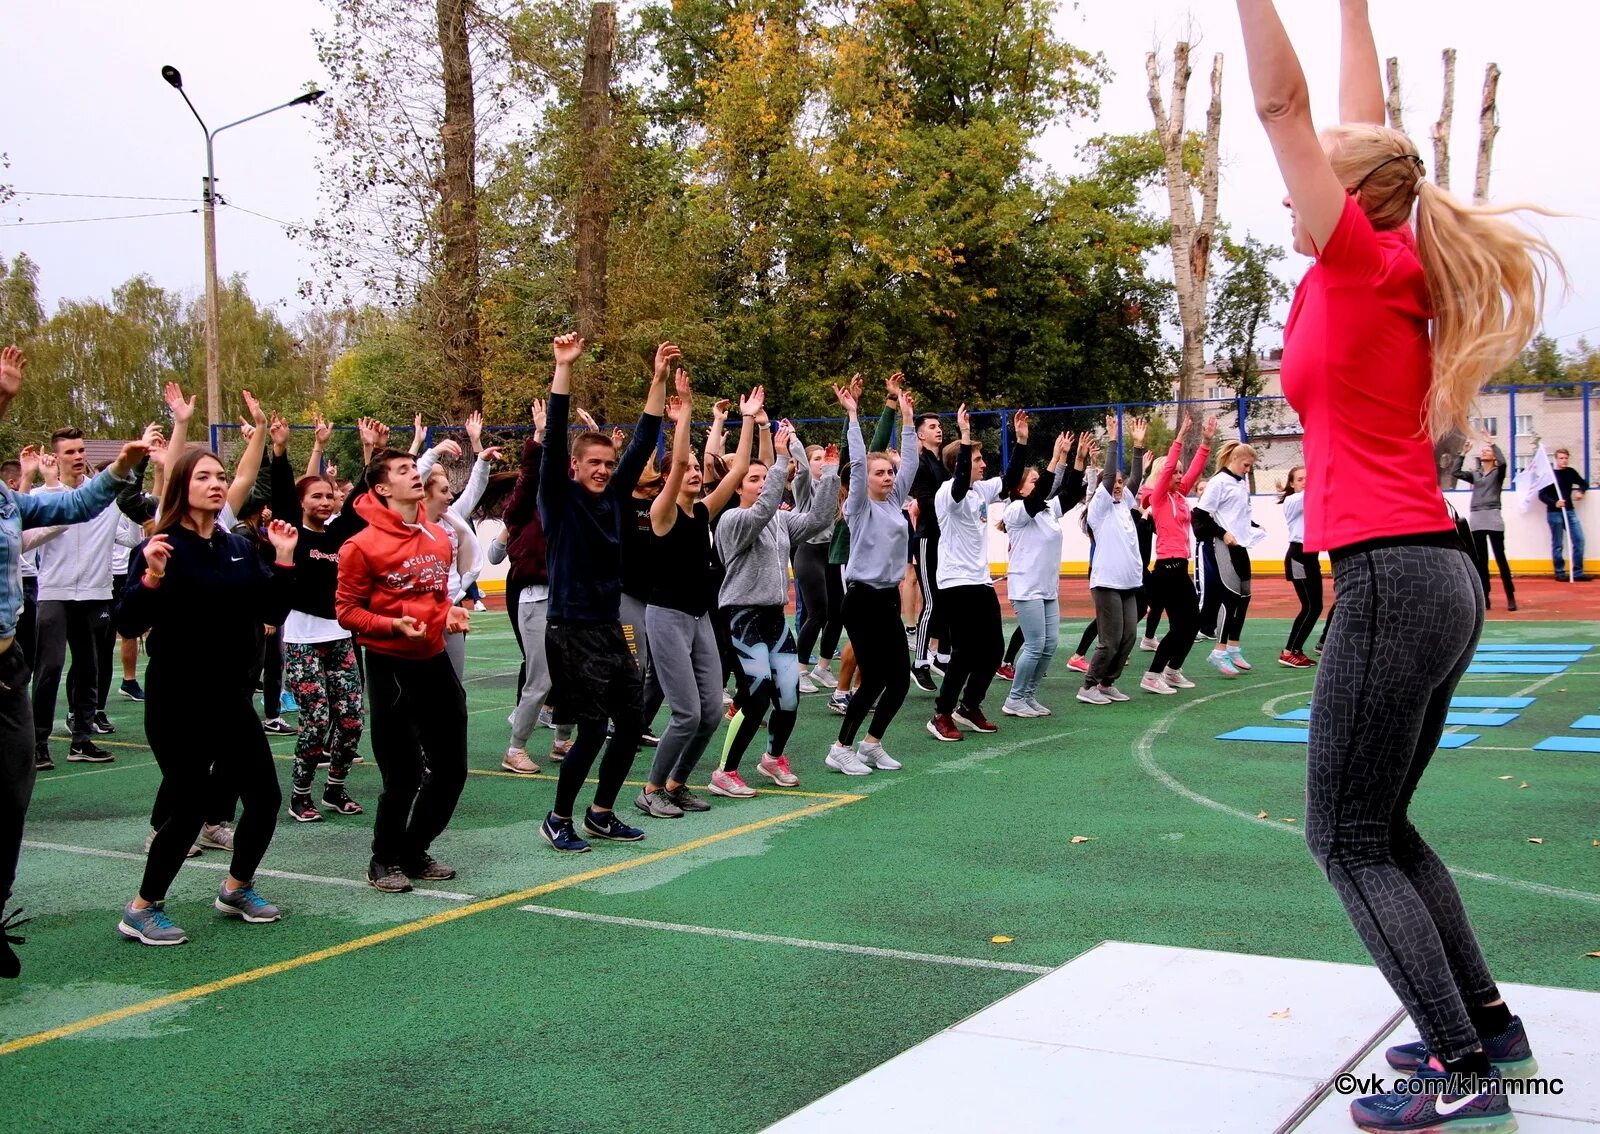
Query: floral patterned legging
285 638 364 795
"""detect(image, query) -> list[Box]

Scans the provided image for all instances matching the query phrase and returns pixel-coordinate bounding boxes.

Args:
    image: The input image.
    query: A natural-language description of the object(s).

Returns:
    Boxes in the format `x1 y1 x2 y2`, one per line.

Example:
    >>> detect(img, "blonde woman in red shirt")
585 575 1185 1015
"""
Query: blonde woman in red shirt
1239 1 1562 1129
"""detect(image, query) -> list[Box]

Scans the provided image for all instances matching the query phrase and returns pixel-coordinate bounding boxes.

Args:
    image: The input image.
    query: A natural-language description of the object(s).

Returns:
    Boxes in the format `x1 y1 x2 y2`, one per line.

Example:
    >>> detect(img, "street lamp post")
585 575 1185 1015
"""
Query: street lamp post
161 66 323 441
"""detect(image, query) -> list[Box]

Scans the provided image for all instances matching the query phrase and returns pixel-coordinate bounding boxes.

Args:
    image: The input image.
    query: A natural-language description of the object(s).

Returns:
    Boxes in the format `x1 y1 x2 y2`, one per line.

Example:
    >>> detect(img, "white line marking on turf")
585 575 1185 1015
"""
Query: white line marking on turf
462 668 519 684
35 760 158 780
1133 680 1600 908
517 904 1054 974
21 840 478 901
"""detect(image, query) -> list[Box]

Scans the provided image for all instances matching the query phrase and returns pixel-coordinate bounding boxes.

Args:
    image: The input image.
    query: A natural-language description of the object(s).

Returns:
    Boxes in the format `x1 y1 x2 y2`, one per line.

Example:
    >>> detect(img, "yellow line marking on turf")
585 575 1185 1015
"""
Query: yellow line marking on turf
34 759 158 780
0 793 862 1057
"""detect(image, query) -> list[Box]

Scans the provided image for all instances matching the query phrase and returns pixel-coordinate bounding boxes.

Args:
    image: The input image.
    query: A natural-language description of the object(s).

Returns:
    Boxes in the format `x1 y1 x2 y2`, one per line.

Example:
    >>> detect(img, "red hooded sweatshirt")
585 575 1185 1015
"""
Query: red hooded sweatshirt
335 492 454 659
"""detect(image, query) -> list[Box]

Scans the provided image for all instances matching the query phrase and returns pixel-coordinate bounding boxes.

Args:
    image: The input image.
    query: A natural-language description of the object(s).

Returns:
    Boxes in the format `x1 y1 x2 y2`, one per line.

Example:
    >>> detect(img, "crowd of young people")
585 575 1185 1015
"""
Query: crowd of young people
0 4 1582 1119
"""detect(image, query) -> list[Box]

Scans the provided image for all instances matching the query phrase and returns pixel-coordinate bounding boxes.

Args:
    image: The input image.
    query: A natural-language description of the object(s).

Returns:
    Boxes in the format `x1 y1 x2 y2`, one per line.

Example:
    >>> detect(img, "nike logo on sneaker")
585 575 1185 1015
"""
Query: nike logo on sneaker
1434 1092 1483 1117
231 556 244 562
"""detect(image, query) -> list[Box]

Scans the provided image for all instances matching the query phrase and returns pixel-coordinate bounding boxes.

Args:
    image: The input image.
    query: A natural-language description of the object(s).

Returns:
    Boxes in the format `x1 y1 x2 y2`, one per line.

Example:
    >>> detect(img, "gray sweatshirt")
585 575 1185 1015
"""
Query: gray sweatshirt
787 434 833 546
716 452 840 608
844 421 920 589
1452 446 1507 533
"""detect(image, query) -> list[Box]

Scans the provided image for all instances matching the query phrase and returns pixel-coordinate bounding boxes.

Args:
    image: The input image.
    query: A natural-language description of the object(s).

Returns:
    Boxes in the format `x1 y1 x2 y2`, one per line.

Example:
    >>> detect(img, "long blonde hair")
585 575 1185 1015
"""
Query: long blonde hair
1322 124 1566 441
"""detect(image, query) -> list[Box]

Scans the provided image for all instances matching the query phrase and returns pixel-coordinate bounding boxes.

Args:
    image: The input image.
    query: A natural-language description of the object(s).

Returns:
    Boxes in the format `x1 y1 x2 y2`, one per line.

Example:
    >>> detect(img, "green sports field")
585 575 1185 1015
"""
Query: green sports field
3 615 1597 1132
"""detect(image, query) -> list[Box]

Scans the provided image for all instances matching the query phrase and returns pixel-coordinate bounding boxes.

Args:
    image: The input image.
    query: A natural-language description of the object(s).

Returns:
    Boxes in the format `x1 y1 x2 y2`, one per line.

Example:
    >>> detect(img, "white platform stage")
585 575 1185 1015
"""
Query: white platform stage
765 942 1599 1133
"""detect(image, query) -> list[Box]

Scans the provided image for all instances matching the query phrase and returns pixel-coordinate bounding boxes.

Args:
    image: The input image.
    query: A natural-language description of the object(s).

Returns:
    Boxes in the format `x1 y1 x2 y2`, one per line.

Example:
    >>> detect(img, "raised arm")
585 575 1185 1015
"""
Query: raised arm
837 382 868 518
162 380 196 482
716 429 791 558
1237 0 1347 253
306 415 332 479
1124 416 1148 496
785 443 841 542
1338 0 1385 125
890 390 919 506
1179 415 1218 495
226 392 269 517
652 376 695 536
948 404 972 502
613 344 673 496
540 333 583 524
451 444 497 518
704 387 760 518
785 421 814 512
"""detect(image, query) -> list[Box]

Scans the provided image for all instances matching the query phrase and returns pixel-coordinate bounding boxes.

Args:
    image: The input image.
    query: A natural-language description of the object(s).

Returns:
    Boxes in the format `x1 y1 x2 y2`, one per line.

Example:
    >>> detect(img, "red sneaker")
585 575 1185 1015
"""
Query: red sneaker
996 663 1017 681
953 705 998 733
925 713 964 742
1278 650 1314 670
1066 655 1089 673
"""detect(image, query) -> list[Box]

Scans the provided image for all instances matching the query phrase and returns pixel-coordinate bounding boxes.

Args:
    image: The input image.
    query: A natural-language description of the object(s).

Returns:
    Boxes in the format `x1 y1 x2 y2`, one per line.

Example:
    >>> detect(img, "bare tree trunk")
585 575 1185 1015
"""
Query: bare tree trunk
1385 57 1407 135
574 1 616 407
1432 48 1455 191
1147 44 1223 460
436 0 481 411
1474 63 1500 204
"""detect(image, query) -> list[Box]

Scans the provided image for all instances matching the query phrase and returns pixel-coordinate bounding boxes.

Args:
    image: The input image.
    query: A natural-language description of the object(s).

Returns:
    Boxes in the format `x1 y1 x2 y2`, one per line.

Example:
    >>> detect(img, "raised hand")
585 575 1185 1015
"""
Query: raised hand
823 443 840 466
0 345 25 402
1053 432 1071 460
140 421 165 451
666 395 688 426
143 534 173 577
774 422 796 455
313 415 333 447
19 444 38 485
956 404 971 440
531 398 547 432
884 370 903 400
711 398 730 422
479 445 504 463
832 383 858 414
238 418 256 444
265 518 299 563
113 434 154 476
1012 409 1029 445
553 332 585 367
1201 414 1218 442
611 426 625 448
163 381 195 424
431 438 464 461
1103 412 1119 441
1130 416 1148 446
674 366 691 402
325 460 338 480
1076 431 1093 458
269 413 290 453
897 389 915 422
373 421 391 448
241 389 266 429
358 417 381 448
652 341 682 385
1180 411 1194 437
740 385 766 418
575 406 600 432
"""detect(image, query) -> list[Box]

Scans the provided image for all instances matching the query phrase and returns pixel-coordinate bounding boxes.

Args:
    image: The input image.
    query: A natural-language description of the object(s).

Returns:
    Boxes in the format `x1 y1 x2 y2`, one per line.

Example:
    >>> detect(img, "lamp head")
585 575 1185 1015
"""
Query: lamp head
290 89 325 107
161 65 183 89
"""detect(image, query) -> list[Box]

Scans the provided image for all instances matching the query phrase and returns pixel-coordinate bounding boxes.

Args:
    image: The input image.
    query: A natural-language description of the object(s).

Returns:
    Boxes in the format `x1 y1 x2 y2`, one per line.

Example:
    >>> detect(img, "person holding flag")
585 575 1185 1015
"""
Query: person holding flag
1536 446 1589 581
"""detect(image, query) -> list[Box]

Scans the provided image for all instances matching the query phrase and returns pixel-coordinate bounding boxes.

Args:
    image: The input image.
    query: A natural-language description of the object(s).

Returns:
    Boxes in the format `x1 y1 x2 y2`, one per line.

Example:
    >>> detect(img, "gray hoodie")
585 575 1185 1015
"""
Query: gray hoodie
715 452 840 608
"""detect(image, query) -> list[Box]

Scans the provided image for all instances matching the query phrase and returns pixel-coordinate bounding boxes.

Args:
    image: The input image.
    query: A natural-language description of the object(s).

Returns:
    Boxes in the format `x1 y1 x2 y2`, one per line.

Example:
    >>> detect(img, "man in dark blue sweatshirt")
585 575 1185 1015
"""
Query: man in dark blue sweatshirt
537 333 671 852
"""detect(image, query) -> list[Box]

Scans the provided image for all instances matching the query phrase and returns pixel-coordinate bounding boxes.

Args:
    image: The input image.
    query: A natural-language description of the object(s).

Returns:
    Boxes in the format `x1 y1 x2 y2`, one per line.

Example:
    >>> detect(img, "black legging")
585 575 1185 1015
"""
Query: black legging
817 561 847 661
142 672 280 901
838 584 911 746
1075 620 1097 658
1147 558 1200 673
793 541 833 665
1143 572 1165 640
1004 625 1024 666
1284 542 1324 653
1306 541 1496 1062
1471 529 1515 606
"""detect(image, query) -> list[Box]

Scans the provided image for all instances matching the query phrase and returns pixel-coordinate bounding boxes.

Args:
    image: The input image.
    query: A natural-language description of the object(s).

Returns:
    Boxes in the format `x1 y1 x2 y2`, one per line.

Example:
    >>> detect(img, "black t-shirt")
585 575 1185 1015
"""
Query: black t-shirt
647 502 715 616
620 495 655 602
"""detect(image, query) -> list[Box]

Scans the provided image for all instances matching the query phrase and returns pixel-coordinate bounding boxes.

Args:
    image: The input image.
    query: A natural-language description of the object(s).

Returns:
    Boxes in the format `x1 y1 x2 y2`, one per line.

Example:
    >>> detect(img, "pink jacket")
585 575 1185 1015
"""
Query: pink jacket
1145 439 1210 561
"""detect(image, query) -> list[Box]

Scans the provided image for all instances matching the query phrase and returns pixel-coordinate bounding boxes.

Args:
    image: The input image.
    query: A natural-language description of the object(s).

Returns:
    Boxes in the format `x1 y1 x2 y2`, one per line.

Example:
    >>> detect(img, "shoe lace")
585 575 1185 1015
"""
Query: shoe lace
727 771 747 787
775 756 792 773
145 905 177 930
2 908 32 945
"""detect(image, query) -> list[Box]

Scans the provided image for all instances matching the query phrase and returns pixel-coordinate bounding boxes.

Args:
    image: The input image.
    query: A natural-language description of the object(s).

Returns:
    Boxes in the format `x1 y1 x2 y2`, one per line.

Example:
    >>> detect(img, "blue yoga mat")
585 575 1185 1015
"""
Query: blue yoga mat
1474 653 1585 664
1219 726 1478 749
1450 697 1536 709
1532 736 1600 754
1472 643 1593 652
1465 664 1567 674
1275 709 1515 726
1569 716 1600 731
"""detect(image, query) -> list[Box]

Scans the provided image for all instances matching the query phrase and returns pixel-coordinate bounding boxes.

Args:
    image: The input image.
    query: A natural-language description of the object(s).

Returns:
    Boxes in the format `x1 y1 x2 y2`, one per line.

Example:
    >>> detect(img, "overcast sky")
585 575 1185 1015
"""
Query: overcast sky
6 0 1597 353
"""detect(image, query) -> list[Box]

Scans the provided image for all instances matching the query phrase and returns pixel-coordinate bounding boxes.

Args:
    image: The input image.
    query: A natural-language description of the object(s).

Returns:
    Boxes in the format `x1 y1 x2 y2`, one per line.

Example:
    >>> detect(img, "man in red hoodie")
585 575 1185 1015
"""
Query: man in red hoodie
335 448 470 893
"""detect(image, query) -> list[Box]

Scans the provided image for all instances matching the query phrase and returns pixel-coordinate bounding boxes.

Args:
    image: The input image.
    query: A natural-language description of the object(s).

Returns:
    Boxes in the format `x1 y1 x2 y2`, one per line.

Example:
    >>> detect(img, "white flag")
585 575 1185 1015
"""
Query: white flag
1514 443 1557 513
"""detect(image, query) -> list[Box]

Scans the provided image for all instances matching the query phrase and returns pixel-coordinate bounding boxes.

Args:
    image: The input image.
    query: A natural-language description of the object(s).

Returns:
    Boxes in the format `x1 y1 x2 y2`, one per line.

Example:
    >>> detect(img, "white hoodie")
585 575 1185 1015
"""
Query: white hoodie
34 481 140 601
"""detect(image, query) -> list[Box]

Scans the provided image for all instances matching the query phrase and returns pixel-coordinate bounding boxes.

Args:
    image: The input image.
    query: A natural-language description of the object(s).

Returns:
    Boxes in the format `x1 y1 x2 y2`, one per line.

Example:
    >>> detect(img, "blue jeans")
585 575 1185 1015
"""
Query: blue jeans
1547 510 1586 578
1008 597 1059 702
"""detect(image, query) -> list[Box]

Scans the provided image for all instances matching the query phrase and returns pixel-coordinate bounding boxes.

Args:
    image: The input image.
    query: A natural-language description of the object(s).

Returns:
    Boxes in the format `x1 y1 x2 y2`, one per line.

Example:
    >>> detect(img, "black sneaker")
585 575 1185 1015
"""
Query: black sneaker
366 860 413 893
1 907 30 979
667 784 712 813
540 812 591 854
91 711 115 735
910 664 937 693
583 808 645 842
403 854 457 881
287 794 323 823
119 679 146 702
321 785 364 815
67 740 114 764
34 746 53 771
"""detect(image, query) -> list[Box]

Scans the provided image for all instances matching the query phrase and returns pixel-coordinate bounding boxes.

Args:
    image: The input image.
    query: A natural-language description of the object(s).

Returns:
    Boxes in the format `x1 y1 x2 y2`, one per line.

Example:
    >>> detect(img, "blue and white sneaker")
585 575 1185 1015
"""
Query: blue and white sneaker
583 808 645 842
540 812 591 854
117 901 188 946
280 691 300 715
214 883 282 923
1349 1064 1515 1132
1387 1016 1537 1078
827 690 852 716
1226 646 1252 671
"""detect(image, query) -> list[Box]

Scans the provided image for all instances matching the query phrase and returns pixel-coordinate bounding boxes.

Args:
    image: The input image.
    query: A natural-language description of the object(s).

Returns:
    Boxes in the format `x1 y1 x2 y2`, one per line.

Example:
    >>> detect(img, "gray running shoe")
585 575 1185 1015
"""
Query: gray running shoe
635 789 685 818
666 785 711 812
118 901 188 946
199 822 234 851
1100 685 1131 702
214 884 282 923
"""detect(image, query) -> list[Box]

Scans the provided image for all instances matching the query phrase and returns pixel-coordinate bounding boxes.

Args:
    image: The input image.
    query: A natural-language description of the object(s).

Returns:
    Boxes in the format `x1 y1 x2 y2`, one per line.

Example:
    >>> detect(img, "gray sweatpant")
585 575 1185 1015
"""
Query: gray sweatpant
644 606 724 787
508 591 552 748
1085 587 1138 687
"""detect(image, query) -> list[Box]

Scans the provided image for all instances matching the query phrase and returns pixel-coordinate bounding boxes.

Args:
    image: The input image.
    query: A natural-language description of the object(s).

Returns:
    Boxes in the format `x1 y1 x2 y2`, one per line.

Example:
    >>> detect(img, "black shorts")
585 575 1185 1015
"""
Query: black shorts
545 619 642 725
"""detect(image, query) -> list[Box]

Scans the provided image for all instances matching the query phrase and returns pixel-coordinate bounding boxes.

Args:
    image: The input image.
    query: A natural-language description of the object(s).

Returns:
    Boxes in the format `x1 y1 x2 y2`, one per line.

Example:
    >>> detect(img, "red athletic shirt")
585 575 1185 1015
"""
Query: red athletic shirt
1279 196 1453 553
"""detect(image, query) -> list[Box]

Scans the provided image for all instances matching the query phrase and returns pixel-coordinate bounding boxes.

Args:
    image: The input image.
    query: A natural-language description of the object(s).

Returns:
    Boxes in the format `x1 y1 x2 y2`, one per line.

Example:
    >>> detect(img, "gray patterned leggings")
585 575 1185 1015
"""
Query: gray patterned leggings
1306 540 1498 1062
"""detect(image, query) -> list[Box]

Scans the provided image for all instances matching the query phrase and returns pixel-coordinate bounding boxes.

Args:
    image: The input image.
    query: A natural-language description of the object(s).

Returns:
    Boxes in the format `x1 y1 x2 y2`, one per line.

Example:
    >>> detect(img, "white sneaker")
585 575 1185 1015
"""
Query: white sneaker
1100 685 1131 702
473 600 488 612
1139 636 1160 651
859 740 901 770
1139 673 1176 695
811 663 834 685
1207 650 1240 678
825 743 873 776
199 822 235 851
796 672 819 694
1227 647 1252 671
1001 697 1040 717
1163 668 1196 689
1024 696 1052 717
1076 686 1111 705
